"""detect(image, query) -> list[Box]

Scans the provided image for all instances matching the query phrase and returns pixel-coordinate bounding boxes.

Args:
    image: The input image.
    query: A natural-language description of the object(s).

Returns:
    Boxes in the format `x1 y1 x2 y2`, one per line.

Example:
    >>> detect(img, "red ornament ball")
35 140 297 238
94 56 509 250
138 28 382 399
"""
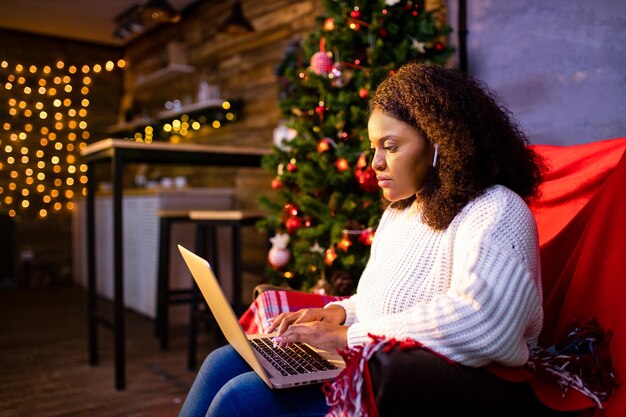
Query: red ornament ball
286 162 297 172
350 9 361 19
435 42 444 51
358 229 375 246
271 178 283 189
310 51 334 75
358 88 368 99
285 217 302 234
355 166 378 192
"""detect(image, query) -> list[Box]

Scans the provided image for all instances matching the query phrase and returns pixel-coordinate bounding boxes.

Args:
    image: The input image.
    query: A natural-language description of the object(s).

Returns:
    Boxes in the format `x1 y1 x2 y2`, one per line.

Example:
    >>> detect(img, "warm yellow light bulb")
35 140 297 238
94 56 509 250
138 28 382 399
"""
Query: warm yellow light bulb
55 143 63 150
64 85 72 93
39 111 48 119
92 64 102 73
43 66 51 73
83 76 91 85
43 195 51 203
81 65 90 73
54 202 62 211
38 86 47 94
117 59 126 68
37 172 45 180
56 61 64 69
22 200 30 208
68 65 77 74
105 61 114 71
39 209 48 218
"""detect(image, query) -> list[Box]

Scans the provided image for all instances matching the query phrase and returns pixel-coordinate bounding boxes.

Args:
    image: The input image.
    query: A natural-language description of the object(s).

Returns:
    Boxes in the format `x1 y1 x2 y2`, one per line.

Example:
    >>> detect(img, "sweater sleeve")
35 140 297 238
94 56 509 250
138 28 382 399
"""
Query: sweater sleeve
325 294 359 326
345 193 543 367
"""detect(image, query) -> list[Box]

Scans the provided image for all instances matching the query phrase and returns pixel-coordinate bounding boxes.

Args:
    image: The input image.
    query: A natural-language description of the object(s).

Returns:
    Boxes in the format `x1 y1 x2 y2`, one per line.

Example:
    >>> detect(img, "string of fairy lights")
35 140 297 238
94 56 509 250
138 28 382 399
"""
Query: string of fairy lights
0 58 126 219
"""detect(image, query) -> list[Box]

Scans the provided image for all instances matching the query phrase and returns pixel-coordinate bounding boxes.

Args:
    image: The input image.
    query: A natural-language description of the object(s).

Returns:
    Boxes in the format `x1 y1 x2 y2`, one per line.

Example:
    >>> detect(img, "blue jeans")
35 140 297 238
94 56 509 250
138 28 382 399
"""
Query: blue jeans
179 345 329 417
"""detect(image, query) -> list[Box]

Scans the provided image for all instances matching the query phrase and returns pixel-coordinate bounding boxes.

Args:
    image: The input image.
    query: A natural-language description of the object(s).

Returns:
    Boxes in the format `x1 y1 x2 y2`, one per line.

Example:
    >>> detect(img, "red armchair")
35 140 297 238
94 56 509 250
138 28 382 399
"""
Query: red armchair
240 137 626 416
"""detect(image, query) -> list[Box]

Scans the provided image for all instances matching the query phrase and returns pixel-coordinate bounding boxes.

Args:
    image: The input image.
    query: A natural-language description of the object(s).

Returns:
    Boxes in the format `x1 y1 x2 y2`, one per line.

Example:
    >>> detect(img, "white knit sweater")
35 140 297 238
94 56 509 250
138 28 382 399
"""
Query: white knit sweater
329 185 543 367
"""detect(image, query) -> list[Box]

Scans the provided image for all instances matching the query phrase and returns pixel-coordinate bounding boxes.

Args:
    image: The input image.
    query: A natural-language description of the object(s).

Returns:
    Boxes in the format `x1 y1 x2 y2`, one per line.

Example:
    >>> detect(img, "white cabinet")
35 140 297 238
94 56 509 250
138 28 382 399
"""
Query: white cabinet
72 188 235 318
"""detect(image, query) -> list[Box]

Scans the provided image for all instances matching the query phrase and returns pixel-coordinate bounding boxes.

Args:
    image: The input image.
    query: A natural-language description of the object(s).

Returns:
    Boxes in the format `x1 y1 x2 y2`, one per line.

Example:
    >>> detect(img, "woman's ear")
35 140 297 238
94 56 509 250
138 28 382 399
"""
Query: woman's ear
432 144 439 168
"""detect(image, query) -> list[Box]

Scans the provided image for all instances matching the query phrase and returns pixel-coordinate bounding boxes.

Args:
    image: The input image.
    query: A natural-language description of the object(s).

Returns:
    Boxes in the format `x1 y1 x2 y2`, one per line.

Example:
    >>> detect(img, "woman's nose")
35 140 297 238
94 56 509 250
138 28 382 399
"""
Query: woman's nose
371 150 385 171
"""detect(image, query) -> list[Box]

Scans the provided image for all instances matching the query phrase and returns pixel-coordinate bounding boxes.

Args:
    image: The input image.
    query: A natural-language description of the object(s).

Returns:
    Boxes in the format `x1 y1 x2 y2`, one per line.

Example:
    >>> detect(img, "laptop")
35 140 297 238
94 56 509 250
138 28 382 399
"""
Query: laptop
178 244 345 389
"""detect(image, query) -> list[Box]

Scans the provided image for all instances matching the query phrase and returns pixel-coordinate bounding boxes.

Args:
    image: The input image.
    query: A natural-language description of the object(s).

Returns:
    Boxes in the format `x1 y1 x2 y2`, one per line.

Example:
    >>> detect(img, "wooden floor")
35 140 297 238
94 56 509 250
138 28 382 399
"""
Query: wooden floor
0 285 220 417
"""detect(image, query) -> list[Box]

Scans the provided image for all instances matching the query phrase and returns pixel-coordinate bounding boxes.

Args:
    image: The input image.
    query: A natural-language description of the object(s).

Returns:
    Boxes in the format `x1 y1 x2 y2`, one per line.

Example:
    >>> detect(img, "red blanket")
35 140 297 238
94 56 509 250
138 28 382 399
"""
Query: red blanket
240 137 626 416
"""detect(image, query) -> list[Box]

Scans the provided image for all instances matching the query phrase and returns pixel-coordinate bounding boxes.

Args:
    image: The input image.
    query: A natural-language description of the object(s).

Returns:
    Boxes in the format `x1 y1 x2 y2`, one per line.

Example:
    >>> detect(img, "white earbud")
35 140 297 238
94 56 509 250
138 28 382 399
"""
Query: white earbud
432 144 439 168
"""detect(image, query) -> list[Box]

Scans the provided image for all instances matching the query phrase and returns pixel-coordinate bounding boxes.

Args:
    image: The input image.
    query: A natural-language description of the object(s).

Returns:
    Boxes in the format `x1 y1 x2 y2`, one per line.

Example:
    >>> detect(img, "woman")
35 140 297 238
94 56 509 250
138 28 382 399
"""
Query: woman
180 63 563 417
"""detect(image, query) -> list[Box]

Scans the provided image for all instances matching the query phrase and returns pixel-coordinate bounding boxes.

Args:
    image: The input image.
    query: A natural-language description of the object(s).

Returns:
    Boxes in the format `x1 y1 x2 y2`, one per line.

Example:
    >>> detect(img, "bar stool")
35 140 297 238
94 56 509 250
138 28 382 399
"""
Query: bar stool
155 210 193 350
186 210 265 370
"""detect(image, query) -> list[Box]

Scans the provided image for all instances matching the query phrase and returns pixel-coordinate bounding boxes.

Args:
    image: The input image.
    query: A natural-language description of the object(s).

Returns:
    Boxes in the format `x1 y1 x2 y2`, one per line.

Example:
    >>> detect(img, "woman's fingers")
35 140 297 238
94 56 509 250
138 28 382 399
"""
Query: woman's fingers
266 308 324 334
274 322 348 351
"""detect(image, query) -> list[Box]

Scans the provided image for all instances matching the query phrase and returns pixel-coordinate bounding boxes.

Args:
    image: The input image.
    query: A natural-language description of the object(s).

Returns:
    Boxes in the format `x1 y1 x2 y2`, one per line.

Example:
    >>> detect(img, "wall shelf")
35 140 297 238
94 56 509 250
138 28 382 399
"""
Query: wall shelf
107 99 242 136
134 63 195 90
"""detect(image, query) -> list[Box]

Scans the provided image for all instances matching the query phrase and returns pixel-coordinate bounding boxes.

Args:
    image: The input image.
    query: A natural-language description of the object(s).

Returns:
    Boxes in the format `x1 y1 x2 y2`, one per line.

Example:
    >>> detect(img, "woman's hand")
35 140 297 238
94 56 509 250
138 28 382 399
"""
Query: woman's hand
267 305 346 335
274 321 348 352
266 306 348 351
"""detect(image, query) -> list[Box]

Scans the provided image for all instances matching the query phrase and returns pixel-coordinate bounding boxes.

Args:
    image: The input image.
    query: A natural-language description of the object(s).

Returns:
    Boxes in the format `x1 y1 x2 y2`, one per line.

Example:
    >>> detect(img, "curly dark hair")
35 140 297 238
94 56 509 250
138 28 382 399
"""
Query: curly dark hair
370 63 545 230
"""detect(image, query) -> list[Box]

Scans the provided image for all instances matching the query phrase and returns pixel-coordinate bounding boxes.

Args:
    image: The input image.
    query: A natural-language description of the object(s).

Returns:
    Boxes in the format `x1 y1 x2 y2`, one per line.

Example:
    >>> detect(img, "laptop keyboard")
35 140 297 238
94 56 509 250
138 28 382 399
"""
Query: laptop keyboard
250 337 338 376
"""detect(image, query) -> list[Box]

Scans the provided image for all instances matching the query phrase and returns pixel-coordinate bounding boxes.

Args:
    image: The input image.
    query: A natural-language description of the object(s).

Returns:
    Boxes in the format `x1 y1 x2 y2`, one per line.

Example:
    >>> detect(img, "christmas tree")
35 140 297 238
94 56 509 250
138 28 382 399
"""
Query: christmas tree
259 0 453 294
